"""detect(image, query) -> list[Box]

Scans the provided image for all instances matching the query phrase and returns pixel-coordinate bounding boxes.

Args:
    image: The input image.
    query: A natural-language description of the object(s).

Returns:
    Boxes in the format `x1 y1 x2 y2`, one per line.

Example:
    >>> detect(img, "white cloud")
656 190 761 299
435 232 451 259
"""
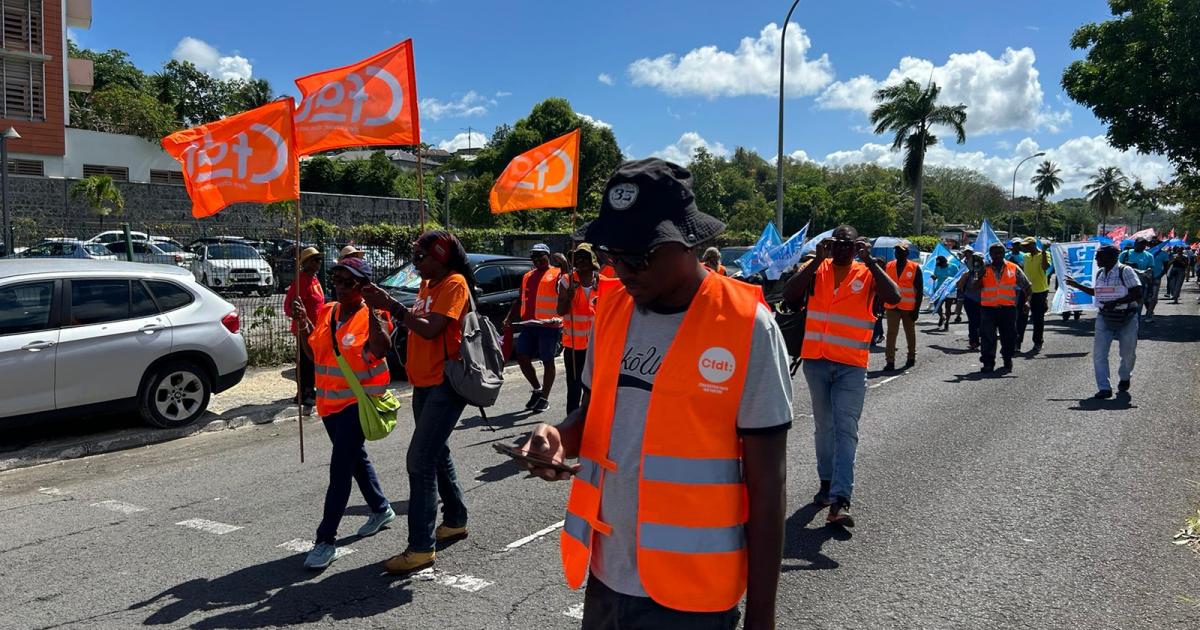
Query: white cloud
817 47 1071 135
495 91 512 98
578 113 612 129
437 131 489 152
172 36 252 81
628 22 834 98
597 73 614 86
651 132 728 165
420 91 490 121
821 135 1173 199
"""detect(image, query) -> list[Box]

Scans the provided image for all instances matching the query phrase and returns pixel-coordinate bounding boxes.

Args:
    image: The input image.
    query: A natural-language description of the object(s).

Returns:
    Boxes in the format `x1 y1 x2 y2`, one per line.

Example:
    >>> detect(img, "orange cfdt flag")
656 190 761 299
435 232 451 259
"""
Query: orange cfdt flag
161 99 300 219
489 129 581 214
293 39 420 156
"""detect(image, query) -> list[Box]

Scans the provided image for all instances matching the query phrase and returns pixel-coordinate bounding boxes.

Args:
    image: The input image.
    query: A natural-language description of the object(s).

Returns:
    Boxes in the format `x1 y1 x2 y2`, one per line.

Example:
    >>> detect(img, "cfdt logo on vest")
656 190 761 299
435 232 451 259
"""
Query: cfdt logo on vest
698 347 736 394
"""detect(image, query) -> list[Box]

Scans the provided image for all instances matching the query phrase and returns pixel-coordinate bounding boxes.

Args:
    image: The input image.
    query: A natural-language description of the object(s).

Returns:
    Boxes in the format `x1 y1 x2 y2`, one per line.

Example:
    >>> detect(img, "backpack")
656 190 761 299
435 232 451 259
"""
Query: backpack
444 290 505 412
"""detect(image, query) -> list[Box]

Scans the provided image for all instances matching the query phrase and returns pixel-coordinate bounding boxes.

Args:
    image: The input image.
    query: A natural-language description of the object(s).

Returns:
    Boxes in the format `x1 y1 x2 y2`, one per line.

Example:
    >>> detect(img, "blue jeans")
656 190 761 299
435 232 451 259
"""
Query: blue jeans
1094 313 1138 391
802 359 867 502
515 325 559 363
316 404 389 544
407 381 469 552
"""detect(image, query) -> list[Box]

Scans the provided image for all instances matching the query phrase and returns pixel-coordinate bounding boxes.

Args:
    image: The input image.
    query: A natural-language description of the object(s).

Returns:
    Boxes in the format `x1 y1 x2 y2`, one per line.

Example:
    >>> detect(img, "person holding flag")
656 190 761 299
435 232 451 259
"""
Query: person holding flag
1065 244 1142 399
1118 238 1155 323
975 243 1031 373
931 255 960 331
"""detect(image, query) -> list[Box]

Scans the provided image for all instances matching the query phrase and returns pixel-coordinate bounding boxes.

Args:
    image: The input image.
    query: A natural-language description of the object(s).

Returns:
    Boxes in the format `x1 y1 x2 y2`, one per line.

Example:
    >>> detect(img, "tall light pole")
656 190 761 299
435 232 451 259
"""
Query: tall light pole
1009 151 1045 237
1 127 19 253
775 0 803 235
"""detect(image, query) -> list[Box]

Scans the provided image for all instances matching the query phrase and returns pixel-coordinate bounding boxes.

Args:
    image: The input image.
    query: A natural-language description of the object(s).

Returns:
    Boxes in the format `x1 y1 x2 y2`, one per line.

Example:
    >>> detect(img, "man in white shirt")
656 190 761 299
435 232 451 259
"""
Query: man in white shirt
1066 245 1143 400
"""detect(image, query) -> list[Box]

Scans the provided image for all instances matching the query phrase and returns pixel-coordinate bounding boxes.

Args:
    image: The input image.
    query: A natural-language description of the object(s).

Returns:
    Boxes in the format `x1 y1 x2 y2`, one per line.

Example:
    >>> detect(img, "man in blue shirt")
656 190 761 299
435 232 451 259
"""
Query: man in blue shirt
1118 238 1156 323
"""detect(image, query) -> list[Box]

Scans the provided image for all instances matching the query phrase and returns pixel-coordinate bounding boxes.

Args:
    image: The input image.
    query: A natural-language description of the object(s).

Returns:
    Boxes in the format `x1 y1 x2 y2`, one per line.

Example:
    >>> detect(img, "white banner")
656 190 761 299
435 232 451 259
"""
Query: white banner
1050 241 1099 313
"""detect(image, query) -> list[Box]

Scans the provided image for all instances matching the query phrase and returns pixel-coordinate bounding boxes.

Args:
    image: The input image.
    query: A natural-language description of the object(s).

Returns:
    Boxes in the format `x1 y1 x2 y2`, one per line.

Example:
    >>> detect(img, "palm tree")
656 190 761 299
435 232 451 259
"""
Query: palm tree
70 175 126 230
1124 179 1158 230
1083 166 1129 233
1029 160 1062 235
870 78 967 235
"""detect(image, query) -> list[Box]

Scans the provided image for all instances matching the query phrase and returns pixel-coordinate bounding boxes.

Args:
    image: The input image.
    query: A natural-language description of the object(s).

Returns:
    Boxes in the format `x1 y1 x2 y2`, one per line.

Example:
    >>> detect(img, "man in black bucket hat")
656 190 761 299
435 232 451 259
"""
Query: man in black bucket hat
518 158 793 628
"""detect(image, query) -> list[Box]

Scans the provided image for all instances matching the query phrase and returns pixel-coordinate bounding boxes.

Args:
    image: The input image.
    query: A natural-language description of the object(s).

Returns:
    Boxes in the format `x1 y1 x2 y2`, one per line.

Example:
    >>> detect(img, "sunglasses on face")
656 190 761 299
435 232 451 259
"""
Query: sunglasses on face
331 275 359 289
829 239 855 249
531 253 549 262
606 246 664 272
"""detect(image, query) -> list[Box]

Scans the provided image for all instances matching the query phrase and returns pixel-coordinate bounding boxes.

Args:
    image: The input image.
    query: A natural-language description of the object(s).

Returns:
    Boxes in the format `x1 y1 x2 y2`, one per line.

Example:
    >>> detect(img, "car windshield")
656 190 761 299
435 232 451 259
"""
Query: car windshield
208 244 260 259
379 262 422 292
155 242 184 253
721 249 748 267
84 244 111 256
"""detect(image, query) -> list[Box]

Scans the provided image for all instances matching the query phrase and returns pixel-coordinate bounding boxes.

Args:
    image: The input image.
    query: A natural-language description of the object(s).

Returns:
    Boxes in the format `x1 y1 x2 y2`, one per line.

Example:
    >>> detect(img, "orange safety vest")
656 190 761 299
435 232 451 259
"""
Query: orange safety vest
561 272 757 613
561 271 596 350
884 259 918 310
799 259 876 369
982 261 1019 307
521 267 562 323
310 303 391 418
599 264 615 278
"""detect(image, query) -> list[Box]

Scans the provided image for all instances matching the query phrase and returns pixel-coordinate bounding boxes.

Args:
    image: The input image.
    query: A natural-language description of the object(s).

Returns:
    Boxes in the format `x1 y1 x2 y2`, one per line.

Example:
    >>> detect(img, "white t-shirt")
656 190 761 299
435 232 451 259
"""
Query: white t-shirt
1093 264 1141 310
581 301 794 597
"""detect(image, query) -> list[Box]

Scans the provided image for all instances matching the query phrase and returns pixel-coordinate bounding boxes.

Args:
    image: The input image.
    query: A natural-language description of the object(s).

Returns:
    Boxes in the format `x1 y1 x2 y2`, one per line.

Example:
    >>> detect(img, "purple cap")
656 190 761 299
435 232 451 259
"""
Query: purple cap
331 256 373 280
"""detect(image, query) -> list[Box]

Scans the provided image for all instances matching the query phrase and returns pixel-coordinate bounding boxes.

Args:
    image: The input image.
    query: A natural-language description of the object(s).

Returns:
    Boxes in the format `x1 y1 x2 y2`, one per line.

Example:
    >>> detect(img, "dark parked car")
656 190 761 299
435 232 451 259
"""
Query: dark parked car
719 246 751 277
377 253 534 379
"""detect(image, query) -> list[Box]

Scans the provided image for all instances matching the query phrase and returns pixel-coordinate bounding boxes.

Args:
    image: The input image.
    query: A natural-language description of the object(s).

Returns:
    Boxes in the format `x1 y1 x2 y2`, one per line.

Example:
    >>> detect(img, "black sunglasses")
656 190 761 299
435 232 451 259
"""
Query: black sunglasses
331 274 359 289
604 246 663 272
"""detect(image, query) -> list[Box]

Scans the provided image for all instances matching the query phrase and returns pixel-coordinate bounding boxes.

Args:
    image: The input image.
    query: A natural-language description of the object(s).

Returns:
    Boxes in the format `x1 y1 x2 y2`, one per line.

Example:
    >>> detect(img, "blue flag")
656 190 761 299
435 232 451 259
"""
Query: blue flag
929 264 965 310
973 219 1002 262
920 242 960 298
798 228 836 259
736 222 782 276
764 223 810 280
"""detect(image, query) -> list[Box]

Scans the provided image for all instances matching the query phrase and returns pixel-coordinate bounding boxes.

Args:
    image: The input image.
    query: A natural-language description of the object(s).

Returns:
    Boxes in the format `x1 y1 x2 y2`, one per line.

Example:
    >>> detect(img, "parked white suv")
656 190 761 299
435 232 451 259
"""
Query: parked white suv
0 260 248 428
188 241 274 296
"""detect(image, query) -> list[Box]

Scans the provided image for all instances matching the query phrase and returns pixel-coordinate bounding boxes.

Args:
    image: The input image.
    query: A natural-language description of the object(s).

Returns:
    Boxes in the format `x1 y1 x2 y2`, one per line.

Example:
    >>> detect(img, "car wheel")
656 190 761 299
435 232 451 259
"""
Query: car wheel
138 361 212 429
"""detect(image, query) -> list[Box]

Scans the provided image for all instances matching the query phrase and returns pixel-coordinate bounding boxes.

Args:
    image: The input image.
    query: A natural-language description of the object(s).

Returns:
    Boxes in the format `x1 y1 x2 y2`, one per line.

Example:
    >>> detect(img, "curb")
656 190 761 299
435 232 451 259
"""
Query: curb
0 403 297 474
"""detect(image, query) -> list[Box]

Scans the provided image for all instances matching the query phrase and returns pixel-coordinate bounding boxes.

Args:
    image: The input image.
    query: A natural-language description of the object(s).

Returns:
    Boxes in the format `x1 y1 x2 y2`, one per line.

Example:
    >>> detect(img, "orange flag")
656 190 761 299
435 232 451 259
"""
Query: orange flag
489 129 581 214
162 99 300 219
293 40 420 155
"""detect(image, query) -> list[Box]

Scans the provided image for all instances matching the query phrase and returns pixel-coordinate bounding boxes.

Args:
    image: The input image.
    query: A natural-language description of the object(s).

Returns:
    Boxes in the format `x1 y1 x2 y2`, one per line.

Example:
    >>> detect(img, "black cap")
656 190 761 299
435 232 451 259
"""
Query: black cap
581 158 725 252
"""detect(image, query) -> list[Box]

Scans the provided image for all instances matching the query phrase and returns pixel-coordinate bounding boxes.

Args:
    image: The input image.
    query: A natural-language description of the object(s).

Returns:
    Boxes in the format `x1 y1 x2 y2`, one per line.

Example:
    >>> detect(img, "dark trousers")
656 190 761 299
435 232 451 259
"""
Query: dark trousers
1014 292 1028 349
581 574 740 630
980 306 1018 367
1023 292 1048 346
564 347 587 413
963 298 981 347
297 351 316 404
408 381 469 552
316 404 389 544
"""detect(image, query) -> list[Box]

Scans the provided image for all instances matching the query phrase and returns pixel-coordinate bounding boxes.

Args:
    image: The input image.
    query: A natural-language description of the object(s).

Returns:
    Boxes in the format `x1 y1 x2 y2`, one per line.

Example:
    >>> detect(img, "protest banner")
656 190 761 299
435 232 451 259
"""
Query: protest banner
921 242 960 298
764 223 809 280
973 219 1002 261
737 222 782 276
798 228 835 259
929 264 965 310
489 129 581 215
1050 241 1099 313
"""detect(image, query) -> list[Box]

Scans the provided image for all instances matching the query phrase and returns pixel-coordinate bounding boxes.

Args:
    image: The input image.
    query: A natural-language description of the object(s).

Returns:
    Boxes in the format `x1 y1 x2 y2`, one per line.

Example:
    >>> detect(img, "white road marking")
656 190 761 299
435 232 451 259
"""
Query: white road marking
563 603 585 620
176 518 242 535
90 500 147 514
38 487 66 496
276 538 355 558
869 374 905 389
411 568 493 592
505 521 564 551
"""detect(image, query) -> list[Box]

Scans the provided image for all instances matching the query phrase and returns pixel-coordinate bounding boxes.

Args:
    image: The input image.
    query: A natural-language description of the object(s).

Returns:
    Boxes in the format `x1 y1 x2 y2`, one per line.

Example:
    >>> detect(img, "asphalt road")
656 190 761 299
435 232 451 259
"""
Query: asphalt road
2 289 1199 629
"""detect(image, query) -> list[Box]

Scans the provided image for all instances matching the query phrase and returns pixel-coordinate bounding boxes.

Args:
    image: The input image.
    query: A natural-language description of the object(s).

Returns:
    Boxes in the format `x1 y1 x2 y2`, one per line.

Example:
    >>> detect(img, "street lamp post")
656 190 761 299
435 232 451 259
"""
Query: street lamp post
775 0 803 235
1009 151 1045 237
1 126 19 253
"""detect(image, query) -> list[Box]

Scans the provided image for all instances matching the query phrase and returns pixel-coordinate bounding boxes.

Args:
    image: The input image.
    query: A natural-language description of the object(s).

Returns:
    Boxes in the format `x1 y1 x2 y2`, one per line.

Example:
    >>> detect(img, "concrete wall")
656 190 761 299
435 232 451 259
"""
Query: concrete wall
6 175 422 242
10 128 183 182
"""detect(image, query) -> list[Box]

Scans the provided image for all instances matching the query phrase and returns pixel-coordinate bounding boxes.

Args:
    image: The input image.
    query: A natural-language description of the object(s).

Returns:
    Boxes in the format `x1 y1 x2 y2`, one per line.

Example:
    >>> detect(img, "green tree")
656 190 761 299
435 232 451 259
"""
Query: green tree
1084 166 1129 232
1062 0 1200 175
300 156 342 193
151 60 229 125
1124 179 1159 230
1030 160 1063 235
71 84 180 141
67 42 148 92
870 78 968 235
70 175 126 229
224 78 275 114
1058 198 1097 240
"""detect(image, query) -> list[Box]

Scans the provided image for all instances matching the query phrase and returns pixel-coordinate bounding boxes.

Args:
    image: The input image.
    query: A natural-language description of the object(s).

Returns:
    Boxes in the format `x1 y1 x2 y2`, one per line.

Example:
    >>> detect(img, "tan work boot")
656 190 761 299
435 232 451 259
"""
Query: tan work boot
435 523 468 543
384 549 435 575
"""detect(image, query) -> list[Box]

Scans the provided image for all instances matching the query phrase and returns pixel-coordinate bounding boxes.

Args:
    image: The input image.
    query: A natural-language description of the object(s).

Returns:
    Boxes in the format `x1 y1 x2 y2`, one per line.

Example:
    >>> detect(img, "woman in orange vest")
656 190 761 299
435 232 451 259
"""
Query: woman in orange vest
702 246 728 275
556 243 599 414
783 225 900 527
289 256 395 570
517 159 793 628
363 230 477 575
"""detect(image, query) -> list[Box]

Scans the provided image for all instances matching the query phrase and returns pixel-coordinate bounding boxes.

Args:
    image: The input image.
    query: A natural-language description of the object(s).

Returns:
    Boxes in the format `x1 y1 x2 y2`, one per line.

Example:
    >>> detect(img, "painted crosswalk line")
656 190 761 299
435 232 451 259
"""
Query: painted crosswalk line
90 500 148 514
175 518 243 535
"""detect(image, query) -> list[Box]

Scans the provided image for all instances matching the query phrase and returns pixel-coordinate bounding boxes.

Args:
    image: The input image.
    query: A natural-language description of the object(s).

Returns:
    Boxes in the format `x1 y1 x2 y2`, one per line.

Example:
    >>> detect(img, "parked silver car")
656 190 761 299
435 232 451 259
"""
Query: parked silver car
0 260 248 428
105 239 197 267
10 239 117 260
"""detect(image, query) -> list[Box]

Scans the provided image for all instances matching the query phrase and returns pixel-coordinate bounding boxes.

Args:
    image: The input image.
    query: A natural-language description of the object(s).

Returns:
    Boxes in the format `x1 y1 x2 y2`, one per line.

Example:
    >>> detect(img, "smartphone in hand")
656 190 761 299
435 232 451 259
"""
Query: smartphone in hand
493 443 576 476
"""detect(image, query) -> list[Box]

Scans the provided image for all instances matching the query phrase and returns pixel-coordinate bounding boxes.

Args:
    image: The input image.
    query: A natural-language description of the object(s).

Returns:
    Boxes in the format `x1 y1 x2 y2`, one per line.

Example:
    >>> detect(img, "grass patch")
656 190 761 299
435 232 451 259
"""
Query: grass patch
1174 506 1200 554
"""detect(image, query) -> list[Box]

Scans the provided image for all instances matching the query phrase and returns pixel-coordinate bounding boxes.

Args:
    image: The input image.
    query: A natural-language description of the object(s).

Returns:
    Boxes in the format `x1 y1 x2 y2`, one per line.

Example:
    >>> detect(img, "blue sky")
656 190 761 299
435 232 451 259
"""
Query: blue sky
75 0 1172 198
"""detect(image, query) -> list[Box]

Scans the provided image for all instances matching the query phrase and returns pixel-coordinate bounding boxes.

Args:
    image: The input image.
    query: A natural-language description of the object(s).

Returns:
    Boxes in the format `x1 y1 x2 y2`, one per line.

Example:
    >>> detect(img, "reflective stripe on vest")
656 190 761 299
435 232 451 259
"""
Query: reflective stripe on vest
884 260 918 310
560 272 757 613
311 303 392 417
314 362 389 382
562 271 596 350
523 268 562 321
982 262 1019 307
799 259 876 369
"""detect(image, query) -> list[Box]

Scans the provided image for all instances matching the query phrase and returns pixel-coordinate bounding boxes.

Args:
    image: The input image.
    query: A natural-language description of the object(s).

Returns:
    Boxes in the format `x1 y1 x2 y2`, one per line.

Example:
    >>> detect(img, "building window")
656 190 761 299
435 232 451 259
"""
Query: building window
6 157 41 176
82 164 129 181
1 57 43 121
150 169 184 185
2 0 42 54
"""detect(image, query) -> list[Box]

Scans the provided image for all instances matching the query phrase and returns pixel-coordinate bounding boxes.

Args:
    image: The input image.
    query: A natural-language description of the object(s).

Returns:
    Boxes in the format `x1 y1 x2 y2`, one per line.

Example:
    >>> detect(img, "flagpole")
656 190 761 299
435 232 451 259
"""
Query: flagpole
294 200 305 463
